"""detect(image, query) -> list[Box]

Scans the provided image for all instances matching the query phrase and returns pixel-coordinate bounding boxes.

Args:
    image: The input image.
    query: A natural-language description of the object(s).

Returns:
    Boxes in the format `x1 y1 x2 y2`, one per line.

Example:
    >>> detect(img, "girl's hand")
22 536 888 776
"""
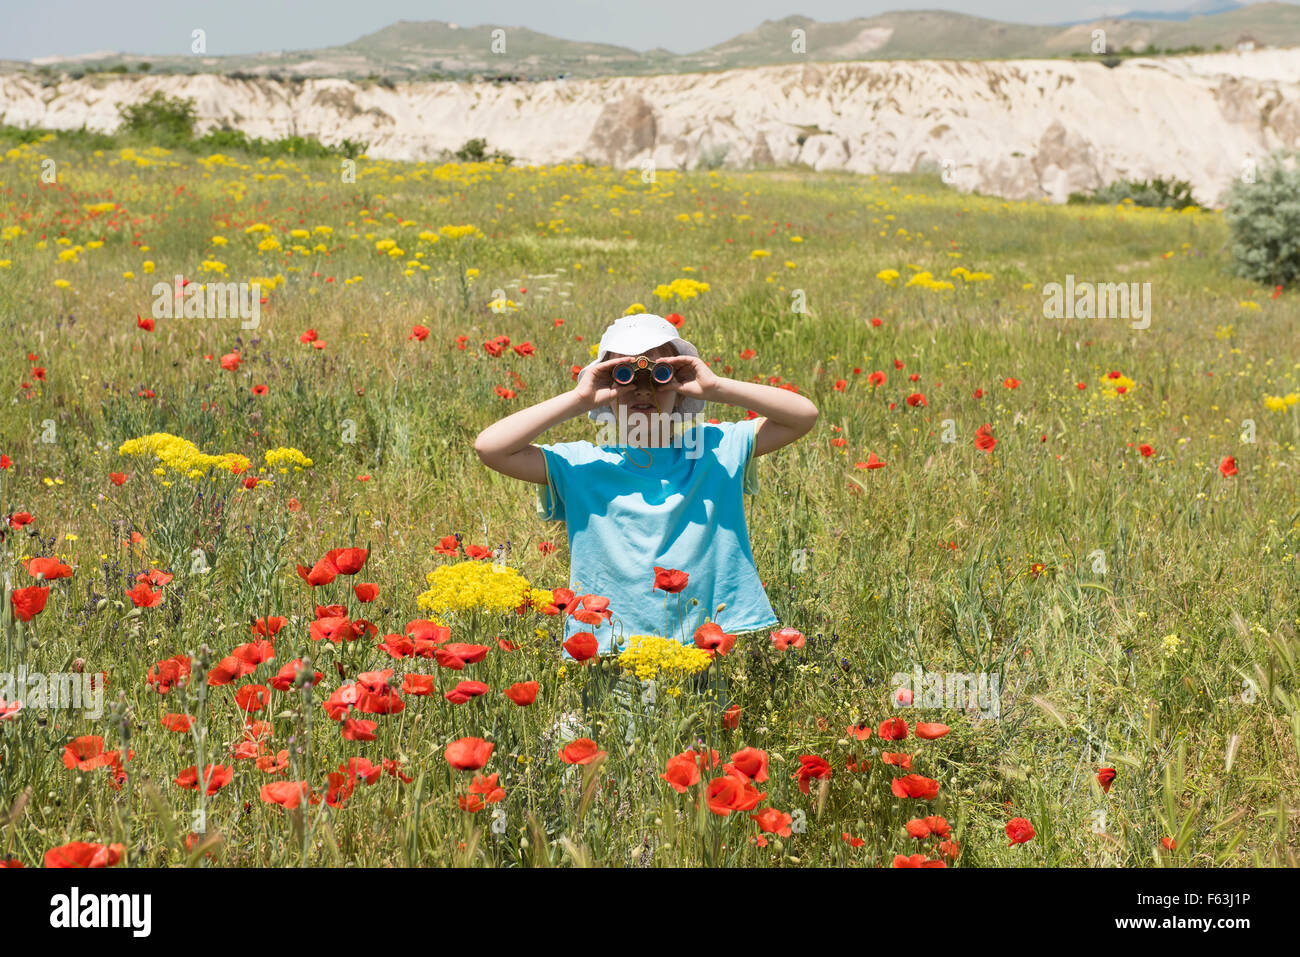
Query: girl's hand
572 357 628 411
658 355 720 400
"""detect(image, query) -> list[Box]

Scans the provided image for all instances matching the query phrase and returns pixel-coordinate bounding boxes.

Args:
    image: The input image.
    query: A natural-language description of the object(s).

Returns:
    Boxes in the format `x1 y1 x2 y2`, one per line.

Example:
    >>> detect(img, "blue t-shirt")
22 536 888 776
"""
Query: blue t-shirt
537 419 779 654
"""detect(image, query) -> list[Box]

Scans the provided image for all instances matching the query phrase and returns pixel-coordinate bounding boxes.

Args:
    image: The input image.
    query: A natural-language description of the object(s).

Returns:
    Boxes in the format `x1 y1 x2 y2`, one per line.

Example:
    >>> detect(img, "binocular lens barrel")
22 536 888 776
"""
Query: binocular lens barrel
612 357 673 385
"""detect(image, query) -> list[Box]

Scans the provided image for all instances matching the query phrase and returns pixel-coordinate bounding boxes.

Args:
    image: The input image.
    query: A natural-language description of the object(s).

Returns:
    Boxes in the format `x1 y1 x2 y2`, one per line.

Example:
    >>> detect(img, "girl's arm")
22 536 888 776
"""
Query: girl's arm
660 356 819 457
473 358 624 484
709 378 820 456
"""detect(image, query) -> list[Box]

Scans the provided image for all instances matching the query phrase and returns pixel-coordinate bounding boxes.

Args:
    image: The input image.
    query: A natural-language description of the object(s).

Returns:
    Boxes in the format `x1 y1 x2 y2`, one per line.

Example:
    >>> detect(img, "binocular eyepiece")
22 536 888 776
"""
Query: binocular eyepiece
612 355 674 386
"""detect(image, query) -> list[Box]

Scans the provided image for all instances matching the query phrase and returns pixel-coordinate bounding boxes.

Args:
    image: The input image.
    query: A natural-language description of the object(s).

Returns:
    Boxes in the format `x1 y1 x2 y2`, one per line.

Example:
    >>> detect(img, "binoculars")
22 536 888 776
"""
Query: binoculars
612 355 674 386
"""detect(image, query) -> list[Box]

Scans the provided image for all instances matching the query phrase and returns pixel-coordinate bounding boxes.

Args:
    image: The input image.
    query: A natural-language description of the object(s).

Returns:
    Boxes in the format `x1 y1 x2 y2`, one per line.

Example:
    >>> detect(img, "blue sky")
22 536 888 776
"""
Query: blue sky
0 0 1285 60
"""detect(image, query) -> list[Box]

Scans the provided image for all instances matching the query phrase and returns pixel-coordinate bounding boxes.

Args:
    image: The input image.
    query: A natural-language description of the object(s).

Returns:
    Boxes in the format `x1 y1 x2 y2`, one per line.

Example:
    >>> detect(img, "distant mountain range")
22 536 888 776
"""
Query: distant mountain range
5 3 1299 80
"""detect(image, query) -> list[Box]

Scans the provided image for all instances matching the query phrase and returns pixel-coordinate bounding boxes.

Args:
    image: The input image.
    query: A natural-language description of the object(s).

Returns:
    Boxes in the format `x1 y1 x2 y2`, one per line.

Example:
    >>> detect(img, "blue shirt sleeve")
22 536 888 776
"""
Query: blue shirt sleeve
719 419 761 495
536 444 569 522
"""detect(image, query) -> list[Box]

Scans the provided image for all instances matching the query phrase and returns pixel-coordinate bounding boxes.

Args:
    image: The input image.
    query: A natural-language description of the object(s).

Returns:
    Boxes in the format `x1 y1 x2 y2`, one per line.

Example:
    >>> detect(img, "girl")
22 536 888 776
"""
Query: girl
474 314 818 654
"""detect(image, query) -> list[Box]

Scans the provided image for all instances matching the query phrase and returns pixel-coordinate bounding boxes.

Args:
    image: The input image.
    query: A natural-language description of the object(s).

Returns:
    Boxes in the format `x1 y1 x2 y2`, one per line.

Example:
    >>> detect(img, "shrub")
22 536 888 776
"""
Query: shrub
1224 150 1300 286
116 91 196 144
452 137 513 166
1068 175 1199 209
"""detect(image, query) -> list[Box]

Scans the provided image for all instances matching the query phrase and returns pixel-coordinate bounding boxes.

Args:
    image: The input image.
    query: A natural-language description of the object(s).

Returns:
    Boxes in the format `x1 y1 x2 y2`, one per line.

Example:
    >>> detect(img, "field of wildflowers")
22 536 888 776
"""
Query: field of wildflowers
0 133 1297 868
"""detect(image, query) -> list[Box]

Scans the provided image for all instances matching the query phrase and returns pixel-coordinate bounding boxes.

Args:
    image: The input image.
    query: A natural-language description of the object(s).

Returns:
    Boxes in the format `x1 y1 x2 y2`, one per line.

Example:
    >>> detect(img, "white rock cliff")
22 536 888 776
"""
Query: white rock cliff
3 49 1300 205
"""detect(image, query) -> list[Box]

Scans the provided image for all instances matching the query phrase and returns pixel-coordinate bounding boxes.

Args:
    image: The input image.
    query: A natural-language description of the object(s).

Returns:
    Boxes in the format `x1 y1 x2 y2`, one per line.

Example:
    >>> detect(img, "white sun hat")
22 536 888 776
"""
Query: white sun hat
577 314 706 420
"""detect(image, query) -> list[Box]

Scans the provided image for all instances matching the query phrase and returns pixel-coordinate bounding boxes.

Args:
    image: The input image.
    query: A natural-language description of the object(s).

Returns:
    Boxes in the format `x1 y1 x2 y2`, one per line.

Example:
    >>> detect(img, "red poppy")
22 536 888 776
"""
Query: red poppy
44 841 125 868
445 737 495 771
341 718 377 741
661 753 701 792
728 747 769 782
353 582 379 602
846 722 872 741
975 423 997 451
125 583 162 607
260 781 313 808
11 586 49 621
326 547 369 574
652 566 689 593
770 627 805 650
409 325 430 341
721 703 741 730
63 735 119 771
434 642 490 670
1219 455 1237 477
706 770 765 815
160 713 192 732
750 807 793 836
270 658 321 692
915 722 950 739
444 680 490 704
793 754 833 795
559 738 607 765
892 854 946 868
176 764 234 794
219 352 241 372
234 684 270 713
572 594 613 626
1006 817 1036 844
296 557 339 586
1097 767 1116 793
27 557 73 579
147 654 191 693
1138 444 1154 457
310 616 359 644
878 717 909 740
905 393 926 407
470 773 507 803
694 622 736 656
252 615 287 637
891 774 941 799
399 674 435 696
564 633 599 661
504 681 539 705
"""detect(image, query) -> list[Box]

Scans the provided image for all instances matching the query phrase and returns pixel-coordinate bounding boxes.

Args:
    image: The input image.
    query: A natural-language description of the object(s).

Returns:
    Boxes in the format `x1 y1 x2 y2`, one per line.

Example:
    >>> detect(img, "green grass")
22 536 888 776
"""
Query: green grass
0 132 1297 867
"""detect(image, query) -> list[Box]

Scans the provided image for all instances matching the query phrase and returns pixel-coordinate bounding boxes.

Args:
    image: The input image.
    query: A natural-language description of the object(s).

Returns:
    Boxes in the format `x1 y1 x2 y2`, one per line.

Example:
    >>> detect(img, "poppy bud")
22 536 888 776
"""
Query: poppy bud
72 658 85 673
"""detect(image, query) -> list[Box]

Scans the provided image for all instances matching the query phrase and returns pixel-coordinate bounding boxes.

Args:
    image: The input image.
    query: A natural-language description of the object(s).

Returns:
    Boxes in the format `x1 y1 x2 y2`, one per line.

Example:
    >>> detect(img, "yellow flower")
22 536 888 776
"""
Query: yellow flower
119 432 251 476
415 560 551 616
876 269 900 283
264 447 313 468
617 635 713 682
651 277 710 301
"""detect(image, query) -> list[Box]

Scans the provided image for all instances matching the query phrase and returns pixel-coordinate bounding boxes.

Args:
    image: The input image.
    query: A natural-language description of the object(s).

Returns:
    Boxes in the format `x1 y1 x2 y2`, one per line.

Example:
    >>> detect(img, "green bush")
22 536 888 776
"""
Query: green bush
451 137 513 166
1068 175 1199 209
116 91 197 144
1224 151 1300 286
193 128 367 159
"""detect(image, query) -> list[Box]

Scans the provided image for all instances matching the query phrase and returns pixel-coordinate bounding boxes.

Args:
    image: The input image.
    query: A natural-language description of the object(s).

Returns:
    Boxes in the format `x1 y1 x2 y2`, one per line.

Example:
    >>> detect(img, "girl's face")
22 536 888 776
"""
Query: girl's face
605 342 679 423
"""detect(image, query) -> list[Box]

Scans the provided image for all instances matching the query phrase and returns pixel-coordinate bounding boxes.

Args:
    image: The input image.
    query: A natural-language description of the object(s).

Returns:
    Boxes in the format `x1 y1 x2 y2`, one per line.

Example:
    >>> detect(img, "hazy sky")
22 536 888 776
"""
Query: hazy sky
0 0 1286 60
